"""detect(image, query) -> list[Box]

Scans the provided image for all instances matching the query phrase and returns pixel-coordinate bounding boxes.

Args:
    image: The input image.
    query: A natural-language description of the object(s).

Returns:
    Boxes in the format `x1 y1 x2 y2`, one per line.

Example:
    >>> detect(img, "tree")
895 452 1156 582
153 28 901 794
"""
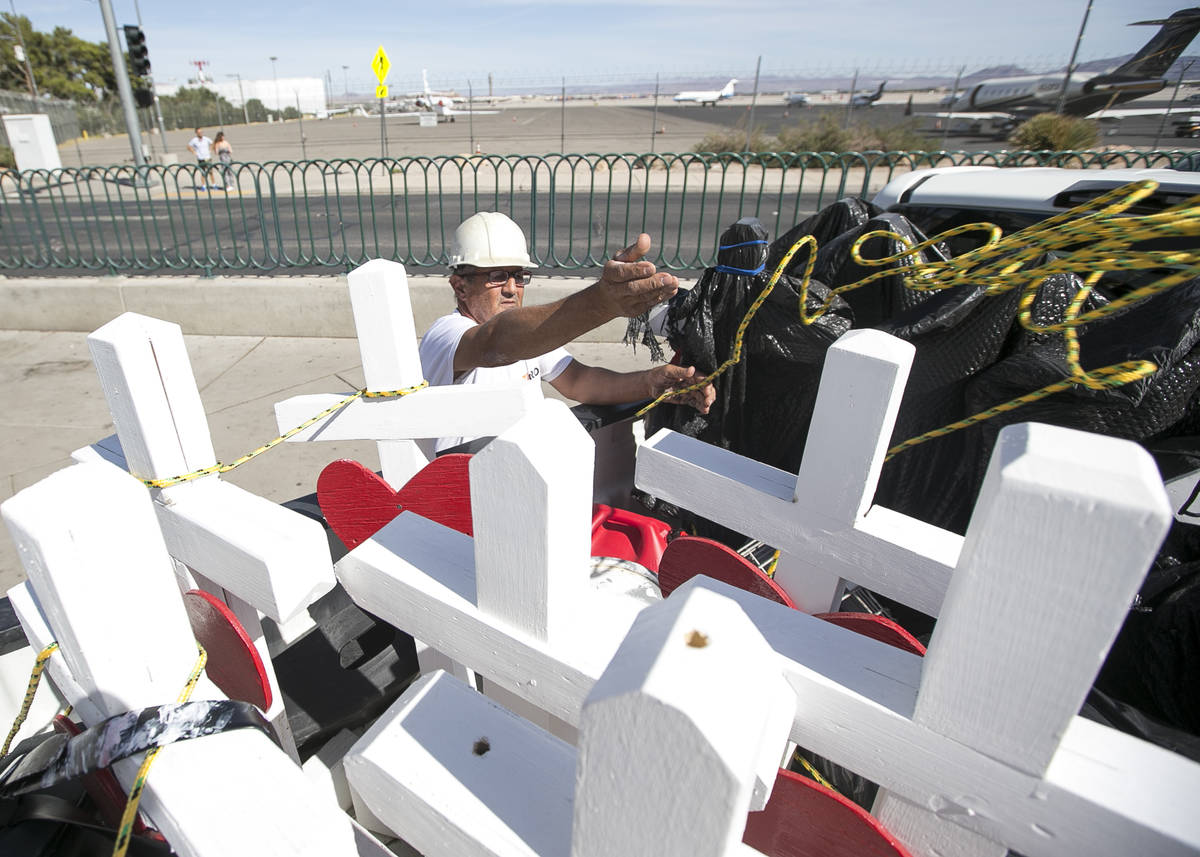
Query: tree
158 86 240 130
0 15 118 102
244 99 269 123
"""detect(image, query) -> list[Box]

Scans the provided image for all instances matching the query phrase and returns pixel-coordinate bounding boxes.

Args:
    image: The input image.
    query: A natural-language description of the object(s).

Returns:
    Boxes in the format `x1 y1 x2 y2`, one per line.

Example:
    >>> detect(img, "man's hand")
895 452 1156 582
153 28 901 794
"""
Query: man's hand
592 233 679 319
646 364 715 414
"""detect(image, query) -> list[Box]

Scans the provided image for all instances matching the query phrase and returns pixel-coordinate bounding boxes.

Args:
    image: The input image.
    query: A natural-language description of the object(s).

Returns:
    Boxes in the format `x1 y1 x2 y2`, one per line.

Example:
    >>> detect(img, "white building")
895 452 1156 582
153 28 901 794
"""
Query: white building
154 77 327 115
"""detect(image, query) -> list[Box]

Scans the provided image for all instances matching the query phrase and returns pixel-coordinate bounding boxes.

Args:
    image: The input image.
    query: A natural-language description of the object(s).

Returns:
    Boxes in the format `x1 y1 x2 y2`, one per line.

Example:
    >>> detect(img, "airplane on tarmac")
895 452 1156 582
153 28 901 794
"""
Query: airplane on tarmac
673 79 737 106
316 105 369 120
413 69 462 115
783 91 810 107
849 81 886 107
932 7 1200 125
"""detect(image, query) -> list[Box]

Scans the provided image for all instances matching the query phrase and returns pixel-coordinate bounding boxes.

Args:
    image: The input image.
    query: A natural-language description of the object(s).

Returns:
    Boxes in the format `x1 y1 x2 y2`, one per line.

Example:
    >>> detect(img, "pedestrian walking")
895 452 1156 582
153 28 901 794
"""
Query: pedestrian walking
187 127 220 190
213 131 234 191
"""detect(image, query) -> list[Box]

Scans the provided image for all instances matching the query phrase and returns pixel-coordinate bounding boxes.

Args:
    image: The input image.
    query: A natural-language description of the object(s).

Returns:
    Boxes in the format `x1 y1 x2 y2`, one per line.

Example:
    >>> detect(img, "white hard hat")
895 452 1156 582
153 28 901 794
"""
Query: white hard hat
449 212 533 269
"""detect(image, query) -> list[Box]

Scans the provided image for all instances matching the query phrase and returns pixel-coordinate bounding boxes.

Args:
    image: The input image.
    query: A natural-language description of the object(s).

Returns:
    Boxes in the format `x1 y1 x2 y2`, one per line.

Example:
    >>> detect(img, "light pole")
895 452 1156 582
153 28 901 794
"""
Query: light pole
269 55 279 120
1154 59 1195 151
1055 0 1093 114
97 0 145 168
228 73 248 124
342 64 349 97
7 1 38 103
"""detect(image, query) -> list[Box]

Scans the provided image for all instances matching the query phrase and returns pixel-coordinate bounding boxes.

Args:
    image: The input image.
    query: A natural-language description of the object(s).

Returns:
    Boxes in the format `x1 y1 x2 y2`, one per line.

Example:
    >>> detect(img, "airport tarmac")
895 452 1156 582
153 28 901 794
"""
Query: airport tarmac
63 92 1200 168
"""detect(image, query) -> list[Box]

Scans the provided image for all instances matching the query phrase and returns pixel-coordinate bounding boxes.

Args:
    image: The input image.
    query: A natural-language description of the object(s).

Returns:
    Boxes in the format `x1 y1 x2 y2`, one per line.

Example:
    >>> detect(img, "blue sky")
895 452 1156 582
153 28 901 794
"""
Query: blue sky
22 0 1196 93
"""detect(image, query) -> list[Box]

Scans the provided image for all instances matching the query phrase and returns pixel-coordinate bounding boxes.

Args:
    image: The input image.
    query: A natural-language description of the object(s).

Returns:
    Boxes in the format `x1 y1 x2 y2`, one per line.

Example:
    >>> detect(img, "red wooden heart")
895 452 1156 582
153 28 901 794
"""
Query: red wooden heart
318 455 474 549
657 536 796 606
183 589 272 711
659 537 926 655
813 612 926 656
743 768 914 857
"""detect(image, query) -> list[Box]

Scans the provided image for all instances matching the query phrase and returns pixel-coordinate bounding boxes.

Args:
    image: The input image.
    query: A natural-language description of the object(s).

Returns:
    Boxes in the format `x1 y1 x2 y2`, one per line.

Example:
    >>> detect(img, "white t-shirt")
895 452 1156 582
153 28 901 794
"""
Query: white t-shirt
419 311 573 452
189 135 212 160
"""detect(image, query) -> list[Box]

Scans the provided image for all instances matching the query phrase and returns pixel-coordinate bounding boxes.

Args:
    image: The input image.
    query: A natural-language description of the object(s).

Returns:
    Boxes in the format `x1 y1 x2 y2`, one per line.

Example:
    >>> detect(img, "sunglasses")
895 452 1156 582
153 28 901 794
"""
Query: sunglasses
464 269 533 287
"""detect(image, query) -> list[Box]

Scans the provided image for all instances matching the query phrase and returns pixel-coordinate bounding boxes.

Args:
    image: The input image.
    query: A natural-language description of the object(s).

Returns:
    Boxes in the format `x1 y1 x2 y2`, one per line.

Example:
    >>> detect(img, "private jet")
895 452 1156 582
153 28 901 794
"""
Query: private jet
849 81 886 108
673 79 737 106
934 7 1200 124
783 91 810 107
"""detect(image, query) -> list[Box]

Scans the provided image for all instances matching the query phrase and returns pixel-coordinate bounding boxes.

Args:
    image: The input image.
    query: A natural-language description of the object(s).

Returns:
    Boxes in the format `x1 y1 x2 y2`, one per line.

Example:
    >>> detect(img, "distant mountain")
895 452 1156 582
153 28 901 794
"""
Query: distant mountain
504 53 1200 98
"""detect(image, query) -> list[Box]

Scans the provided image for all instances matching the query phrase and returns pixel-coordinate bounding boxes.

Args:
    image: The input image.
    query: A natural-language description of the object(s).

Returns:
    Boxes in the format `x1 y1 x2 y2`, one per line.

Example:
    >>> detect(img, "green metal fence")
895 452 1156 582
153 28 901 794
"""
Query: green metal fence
0 149 1191 274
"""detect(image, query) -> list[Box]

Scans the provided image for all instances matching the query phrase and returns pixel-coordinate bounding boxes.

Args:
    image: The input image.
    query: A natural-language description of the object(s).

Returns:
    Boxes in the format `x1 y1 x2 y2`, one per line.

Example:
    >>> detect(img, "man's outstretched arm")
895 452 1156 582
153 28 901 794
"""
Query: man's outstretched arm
550 361 716 414
453 234 678 374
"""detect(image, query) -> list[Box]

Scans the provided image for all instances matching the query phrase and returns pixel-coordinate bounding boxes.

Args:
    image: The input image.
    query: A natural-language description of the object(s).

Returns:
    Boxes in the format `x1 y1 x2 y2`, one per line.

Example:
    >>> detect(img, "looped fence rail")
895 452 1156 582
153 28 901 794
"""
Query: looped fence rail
0 148 1192 274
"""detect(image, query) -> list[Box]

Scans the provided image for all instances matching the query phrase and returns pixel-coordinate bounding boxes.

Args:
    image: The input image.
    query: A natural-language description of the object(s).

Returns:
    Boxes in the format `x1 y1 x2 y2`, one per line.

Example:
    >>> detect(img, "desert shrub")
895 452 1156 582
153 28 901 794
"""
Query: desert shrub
690 126 774 155
776 115 853 154
853 120 937 153
1009 113 1099 151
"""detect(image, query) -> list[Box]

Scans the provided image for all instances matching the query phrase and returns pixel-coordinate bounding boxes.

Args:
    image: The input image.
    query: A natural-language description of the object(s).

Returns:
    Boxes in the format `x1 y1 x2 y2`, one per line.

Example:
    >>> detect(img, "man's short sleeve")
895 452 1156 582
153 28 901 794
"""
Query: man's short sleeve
539 348 573 382
419 313 475 386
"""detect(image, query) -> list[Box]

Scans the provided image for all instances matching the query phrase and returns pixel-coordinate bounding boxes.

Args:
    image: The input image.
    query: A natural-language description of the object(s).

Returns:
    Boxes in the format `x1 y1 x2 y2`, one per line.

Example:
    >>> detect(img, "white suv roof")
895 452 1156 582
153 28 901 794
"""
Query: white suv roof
872 166 1200 214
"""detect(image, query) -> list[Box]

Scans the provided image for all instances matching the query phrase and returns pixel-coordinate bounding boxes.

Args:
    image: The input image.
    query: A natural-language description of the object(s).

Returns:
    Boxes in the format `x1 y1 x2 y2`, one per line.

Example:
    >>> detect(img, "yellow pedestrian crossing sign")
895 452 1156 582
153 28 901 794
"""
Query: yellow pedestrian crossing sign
370 46 390 84
376 84 389 99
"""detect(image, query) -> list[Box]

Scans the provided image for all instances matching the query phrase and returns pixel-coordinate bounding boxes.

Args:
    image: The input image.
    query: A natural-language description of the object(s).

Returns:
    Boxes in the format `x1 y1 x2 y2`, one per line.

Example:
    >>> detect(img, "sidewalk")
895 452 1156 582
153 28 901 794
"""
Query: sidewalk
0 316 671 591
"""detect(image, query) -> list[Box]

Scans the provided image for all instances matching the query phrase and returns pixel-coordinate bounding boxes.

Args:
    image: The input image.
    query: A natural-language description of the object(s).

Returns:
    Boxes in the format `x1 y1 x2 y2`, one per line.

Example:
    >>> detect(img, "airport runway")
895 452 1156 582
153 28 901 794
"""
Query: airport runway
64 93 1200 168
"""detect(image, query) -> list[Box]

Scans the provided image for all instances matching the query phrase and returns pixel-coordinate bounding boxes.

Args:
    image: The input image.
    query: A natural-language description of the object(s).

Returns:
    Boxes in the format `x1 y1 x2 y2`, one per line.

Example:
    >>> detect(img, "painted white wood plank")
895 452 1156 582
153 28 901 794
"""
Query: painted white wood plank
87 313 216 483
873 423 1174 856
871 793 1005 857
345 670 576 857
337 512 615 724
572 587 795 857
2 463 201 714
273 385 543 443
155 478 335 622
667 575 1200 857
471 399 593 642
636 428 958 616
2 462 359 857
7 581 103 726
347 259 424 392
794 329 914 524
348 259 430 487
917 423 1172 775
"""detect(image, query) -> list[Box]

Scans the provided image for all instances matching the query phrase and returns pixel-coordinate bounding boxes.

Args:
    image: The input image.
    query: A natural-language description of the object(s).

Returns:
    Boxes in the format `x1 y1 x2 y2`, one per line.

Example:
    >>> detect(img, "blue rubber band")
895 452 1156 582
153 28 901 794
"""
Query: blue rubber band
714 263 766 275
718 239 769 251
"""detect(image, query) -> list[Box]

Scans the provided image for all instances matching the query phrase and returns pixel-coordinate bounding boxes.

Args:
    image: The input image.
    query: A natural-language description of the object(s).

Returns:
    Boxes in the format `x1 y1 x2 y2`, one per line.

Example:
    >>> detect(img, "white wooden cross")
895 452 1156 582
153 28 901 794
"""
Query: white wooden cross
271 258 547 689
334 328 1200 856
0 461 364 857
78 310 340 752
272 258 543 488
635 327 1196 856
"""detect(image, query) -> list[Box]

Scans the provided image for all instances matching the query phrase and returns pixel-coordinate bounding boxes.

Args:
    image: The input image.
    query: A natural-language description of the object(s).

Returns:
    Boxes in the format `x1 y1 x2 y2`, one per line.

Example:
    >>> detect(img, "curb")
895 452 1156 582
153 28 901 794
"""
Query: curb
0 273 696 342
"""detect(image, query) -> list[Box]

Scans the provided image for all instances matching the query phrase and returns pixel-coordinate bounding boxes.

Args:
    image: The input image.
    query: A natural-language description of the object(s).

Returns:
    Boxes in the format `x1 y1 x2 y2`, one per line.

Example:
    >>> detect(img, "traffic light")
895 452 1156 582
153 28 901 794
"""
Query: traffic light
123 26 155 108
123 26 151 77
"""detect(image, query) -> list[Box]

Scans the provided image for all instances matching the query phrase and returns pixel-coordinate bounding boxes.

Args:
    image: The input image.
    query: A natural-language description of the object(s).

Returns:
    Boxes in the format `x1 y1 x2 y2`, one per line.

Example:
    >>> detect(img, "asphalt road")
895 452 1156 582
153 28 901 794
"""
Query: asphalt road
65 94 1200 168
0 188 841 277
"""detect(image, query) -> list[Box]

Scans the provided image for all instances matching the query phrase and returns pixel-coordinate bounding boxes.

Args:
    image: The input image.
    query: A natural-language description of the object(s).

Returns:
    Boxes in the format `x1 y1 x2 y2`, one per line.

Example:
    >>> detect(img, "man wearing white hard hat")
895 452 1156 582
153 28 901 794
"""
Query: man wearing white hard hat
420 211 714 453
